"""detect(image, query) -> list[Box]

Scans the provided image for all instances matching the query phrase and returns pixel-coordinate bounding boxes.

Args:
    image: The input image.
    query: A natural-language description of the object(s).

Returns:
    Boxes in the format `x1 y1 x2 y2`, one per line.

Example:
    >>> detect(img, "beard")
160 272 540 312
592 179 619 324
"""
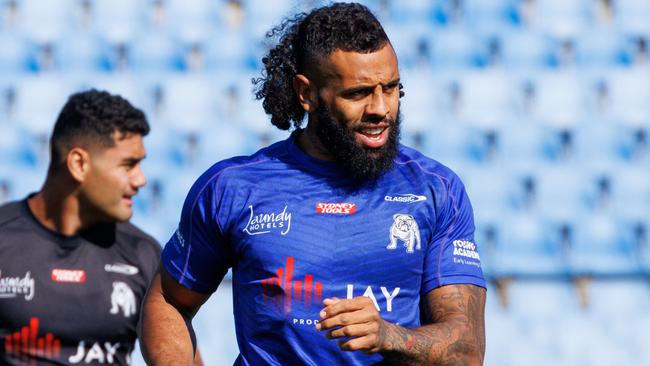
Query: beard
314 97 401 183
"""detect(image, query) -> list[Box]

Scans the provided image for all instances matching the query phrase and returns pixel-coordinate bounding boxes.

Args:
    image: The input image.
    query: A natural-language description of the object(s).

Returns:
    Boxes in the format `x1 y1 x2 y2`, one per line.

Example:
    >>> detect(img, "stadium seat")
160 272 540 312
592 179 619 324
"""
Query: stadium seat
528 70 587 128
93 0 143 43
499 121 547 167
166 0 218 41
575 28 624 67
586 280 650 347
204 27 252 70
610 165 650 219
384 0 436 24
463 0 513 33
606 67 650 127
0 124 37 168
12 75 74 134
0 30 29 74
614 0 650 33
534 0 589 37
18 0 71 43
432 28 478 69
130 31 181 73
536 163 587 220
453 70 514 128
399 69 446 131
159 74 218 131
500 29 550 70
492 212 567 276
57 32 104 73
244 0 294 39
569 212 640 275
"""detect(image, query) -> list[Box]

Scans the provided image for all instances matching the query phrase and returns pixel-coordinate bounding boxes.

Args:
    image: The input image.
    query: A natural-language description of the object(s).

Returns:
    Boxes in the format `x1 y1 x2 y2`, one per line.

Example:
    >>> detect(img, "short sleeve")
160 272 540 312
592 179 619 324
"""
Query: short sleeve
161 173 233 294
422 174 486 294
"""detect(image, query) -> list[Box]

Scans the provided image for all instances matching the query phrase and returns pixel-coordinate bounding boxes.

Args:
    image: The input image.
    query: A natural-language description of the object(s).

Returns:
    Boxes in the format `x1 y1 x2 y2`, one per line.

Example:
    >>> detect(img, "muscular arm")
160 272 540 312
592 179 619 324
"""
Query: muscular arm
380 284 486 365
138 267 210 366
319 284 485 365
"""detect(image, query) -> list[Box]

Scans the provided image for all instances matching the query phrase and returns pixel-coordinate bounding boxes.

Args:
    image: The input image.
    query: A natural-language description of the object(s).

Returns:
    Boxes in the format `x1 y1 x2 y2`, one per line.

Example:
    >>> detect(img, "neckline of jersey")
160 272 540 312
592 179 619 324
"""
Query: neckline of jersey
284 129 347 178
21 196 89 248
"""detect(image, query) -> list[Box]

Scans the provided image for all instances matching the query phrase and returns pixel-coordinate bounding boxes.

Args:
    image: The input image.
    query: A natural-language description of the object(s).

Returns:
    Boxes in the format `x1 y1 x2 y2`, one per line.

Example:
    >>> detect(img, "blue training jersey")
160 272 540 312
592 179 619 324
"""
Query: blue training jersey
162 132 485 365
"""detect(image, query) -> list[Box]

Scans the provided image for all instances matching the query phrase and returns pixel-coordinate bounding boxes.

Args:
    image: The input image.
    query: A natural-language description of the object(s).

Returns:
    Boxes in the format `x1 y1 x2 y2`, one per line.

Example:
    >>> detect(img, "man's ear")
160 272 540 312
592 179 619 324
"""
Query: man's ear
293 74 318 113
66 147 91 183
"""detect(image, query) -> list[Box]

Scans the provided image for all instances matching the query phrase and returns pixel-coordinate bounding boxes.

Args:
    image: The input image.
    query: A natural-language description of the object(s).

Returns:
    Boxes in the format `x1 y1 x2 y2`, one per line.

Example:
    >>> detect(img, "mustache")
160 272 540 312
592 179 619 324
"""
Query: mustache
352 116 396 130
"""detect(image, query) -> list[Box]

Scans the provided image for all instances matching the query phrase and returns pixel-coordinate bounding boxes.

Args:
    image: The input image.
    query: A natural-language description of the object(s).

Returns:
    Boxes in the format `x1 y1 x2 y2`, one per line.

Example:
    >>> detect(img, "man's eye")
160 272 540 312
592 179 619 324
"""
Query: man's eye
348 90 367 97
384 84 398 92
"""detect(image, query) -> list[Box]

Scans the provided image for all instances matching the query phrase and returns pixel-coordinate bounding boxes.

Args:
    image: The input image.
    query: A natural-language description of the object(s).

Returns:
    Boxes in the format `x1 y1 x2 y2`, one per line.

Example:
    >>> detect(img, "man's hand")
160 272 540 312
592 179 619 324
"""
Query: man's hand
317 285 485 366
316 296 389 353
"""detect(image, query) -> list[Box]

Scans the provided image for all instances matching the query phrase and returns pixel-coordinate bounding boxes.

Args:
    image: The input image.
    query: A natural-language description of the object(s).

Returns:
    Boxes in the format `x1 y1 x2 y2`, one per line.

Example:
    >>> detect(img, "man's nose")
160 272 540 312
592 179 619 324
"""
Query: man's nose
365 86 390 120
131 165 147 190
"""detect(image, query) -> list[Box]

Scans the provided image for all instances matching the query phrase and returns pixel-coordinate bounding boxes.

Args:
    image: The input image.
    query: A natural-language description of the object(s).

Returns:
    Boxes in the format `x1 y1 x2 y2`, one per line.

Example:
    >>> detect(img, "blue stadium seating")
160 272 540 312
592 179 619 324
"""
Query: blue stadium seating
1 1 649 365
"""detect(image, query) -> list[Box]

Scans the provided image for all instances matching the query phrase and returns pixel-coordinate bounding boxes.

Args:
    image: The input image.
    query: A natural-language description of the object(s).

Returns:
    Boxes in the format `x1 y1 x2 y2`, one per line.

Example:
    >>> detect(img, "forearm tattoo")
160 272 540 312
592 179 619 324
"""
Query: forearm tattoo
379 285 486 366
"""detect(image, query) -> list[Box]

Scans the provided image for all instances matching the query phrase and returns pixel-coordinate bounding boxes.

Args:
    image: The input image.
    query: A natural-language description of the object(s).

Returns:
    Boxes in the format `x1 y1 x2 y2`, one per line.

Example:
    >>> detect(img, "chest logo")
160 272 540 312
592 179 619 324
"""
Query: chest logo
243 205 291 236
387 214 421 253
110 281 136 318
0 270 35 301
315 202 356 215
104 263 139 276
4 318 62 360
384 194 427 204
51 269 86 283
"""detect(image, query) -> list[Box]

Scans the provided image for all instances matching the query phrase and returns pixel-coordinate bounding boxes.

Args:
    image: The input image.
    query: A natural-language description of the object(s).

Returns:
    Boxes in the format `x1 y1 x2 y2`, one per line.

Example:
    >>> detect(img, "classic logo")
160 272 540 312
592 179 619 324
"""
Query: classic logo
243 205 291 236
384 194 427 204
387 214 421 253
109 281 136 318
51 269 86 283
4 317 61 360
315 202 356 215
262 256 323 313
104 263 139 276
0 270 35 300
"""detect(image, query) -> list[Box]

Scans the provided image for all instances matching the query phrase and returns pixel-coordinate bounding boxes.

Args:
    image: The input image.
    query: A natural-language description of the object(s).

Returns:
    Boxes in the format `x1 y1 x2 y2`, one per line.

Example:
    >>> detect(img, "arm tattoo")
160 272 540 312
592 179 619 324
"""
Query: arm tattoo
379 284 486 366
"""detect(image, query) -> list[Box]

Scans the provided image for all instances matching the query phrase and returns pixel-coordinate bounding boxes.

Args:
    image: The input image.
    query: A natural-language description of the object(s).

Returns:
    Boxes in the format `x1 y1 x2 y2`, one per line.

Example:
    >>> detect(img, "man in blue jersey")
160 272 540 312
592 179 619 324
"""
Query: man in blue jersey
140 3 486 365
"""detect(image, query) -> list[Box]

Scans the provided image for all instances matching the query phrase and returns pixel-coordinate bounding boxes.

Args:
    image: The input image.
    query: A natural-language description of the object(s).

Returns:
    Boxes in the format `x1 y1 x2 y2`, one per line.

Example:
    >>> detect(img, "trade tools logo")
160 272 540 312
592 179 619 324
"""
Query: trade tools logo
315 202 357 214
51 269 86 283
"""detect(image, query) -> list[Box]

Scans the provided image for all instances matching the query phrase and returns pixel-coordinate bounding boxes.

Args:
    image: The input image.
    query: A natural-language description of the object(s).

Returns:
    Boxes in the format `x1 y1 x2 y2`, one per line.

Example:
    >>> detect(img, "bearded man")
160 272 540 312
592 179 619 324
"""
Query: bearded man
140 3 486 365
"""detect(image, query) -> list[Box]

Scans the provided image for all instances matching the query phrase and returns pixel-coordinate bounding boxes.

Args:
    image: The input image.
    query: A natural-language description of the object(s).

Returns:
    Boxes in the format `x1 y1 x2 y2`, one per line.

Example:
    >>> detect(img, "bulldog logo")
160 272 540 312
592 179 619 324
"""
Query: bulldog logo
110 281 136 318
387 214 421 253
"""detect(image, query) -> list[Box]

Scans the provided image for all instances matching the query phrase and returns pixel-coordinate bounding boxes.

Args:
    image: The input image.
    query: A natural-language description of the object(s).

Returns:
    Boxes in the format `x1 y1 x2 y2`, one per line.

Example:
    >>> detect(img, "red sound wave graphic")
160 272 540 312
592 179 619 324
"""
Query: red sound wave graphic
4 317 61 364
261 257 323 312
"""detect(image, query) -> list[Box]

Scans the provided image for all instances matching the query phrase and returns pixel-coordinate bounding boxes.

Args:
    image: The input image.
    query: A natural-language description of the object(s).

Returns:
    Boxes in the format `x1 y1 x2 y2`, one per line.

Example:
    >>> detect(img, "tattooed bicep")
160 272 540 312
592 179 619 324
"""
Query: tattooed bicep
421 284 486 324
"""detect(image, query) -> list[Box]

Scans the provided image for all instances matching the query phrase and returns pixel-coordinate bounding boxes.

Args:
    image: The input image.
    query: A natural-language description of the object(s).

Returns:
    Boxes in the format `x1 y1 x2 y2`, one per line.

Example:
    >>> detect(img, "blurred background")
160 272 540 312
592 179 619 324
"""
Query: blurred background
0 0 649 365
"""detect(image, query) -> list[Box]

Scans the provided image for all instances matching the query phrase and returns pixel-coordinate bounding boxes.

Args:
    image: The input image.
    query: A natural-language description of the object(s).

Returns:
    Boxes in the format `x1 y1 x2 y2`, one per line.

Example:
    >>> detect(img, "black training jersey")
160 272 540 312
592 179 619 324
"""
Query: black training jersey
0 199 161 365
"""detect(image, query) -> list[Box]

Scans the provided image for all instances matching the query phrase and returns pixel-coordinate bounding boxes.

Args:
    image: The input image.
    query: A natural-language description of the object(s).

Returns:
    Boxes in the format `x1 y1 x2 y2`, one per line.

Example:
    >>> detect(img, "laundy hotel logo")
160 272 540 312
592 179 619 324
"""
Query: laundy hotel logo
0 270 35 300
243 205 292 236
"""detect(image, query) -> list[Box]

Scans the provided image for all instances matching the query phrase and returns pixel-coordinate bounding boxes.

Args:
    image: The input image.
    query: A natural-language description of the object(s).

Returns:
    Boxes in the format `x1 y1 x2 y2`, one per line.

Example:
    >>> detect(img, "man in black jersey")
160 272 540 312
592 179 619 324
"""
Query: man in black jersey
0 90 173 365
